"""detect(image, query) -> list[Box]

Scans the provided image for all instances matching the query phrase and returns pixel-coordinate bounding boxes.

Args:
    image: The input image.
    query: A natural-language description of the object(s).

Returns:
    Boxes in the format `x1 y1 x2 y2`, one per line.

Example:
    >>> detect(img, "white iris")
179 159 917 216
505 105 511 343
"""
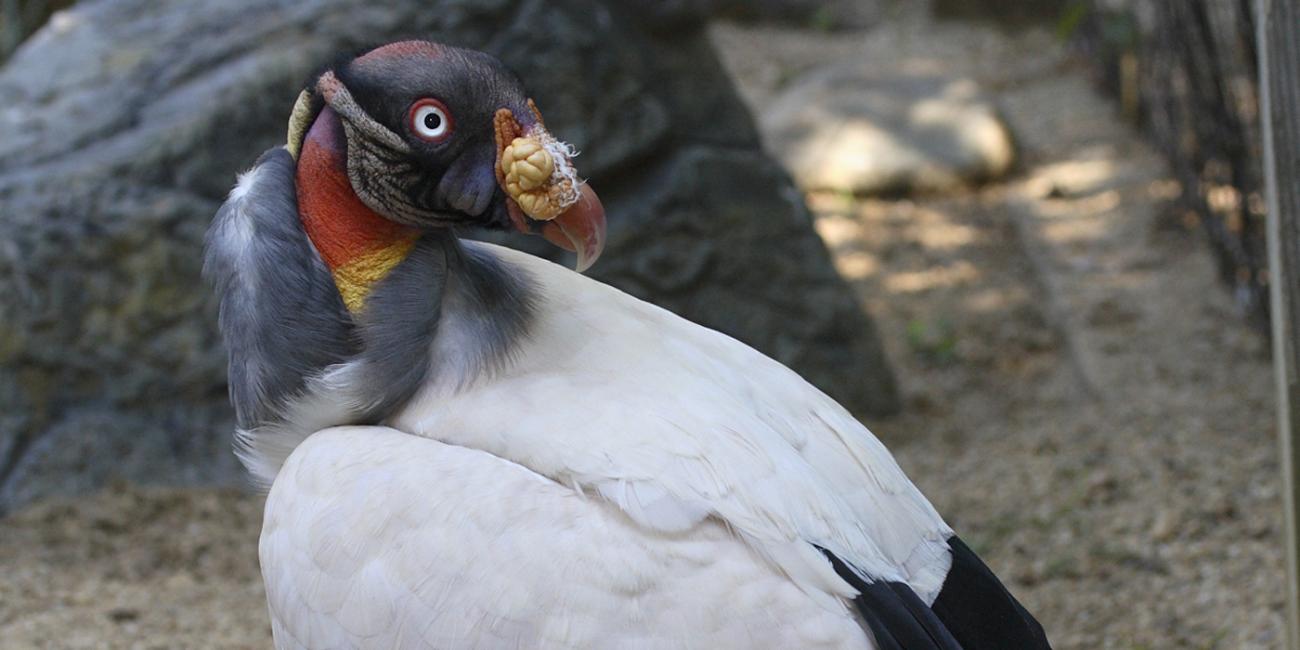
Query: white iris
413 104 449 140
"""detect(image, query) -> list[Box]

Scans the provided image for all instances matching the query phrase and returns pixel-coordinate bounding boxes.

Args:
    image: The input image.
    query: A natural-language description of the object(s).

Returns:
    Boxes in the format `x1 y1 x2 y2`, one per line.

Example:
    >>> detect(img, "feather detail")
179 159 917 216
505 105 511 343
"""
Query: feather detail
261 426 874 649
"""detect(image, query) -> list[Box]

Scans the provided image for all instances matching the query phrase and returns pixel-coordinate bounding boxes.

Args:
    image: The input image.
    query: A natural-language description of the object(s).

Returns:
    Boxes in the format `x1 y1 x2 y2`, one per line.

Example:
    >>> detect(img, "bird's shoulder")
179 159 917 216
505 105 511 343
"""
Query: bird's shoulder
394 243 954 601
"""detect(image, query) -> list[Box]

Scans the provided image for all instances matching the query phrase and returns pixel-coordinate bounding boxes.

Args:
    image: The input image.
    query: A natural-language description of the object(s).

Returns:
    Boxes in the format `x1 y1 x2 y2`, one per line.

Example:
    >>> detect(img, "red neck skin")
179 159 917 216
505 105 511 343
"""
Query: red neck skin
295 107 418 273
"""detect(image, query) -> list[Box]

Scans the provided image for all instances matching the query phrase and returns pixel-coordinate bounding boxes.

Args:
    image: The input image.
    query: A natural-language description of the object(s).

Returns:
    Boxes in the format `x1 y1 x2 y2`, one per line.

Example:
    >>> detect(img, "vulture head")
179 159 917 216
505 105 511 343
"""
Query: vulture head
285 40 605 309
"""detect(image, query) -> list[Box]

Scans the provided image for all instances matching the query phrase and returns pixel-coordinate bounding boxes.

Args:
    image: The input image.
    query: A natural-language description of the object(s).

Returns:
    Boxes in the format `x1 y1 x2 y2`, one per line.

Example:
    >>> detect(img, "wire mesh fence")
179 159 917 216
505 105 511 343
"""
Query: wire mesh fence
1078 0 1270 330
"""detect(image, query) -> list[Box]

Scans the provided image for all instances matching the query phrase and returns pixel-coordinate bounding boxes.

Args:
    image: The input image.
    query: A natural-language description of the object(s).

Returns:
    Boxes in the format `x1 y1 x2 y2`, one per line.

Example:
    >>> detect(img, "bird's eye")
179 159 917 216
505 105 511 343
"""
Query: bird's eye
408 98 453 142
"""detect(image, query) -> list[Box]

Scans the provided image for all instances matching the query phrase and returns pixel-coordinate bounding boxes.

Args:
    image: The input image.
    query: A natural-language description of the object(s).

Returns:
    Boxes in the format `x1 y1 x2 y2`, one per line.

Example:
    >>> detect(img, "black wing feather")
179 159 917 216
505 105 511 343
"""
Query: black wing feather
819 547 961 650
930 536 1051 649
820 536 1052 650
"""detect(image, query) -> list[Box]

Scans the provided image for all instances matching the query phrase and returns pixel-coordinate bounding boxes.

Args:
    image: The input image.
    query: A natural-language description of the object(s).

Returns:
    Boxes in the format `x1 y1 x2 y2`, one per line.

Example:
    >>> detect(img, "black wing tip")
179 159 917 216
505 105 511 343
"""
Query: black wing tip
818 547 962 650
932 536 1053 649
818 538 1051 650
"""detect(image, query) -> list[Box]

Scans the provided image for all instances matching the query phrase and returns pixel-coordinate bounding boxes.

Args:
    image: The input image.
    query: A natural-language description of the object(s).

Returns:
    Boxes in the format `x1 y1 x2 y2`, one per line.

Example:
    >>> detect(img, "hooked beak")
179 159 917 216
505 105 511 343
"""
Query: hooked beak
494 106 607 273
538 183 606 273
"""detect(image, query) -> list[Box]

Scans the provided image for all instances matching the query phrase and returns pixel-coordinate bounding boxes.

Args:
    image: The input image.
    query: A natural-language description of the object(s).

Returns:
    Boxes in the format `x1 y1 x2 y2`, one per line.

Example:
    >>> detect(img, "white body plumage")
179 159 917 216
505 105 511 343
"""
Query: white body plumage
255 244 953 650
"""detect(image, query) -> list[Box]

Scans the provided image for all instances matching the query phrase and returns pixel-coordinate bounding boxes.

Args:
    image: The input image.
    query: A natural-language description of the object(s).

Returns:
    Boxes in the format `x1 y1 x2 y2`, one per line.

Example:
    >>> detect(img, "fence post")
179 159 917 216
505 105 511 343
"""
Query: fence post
1258 0 1300 646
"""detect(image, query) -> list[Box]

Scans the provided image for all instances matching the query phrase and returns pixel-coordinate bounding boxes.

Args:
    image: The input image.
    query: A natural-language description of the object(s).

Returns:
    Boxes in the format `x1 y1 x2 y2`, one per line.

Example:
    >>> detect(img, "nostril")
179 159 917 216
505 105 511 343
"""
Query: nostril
468 182 493 216
451 186 478 214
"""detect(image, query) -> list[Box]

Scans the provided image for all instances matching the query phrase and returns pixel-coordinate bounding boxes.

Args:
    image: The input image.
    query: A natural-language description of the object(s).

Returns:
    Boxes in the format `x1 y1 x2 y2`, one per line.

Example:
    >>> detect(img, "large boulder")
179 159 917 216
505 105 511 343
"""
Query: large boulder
764 69 1017 196
698 0 884 29
0 0 898 512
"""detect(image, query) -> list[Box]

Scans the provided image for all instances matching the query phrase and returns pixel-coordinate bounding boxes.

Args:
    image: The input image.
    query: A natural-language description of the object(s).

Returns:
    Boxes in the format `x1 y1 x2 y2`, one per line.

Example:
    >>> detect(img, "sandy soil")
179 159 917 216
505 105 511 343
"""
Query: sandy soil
0 11 1285 650
0 485 268 649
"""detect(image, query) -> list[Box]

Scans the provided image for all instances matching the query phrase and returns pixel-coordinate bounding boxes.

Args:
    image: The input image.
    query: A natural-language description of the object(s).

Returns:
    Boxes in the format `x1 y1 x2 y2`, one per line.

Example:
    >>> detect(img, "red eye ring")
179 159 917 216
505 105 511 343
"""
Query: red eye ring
408 98 454 143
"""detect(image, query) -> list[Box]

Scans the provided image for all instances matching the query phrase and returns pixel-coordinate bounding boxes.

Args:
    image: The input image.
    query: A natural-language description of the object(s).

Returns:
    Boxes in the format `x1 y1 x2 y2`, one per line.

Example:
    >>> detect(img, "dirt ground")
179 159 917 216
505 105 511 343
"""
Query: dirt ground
0 12 1285 650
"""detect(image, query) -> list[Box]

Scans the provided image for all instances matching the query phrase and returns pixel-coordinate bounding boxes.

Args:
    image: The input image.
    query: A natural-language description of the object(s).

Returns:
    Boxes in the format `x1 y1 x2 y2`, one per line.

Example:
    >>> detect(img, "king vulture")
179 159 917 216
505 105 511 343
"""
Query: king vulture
203 41 1051 650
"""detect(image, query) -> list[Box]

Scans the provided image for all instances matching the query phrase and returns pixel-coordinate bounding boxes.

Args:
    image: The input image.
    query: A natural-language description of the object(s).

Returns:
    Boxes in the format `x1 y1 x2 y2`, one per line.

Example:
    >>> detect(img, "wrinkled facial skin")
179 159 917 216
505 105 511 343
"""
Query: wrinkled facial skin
322 42 539 230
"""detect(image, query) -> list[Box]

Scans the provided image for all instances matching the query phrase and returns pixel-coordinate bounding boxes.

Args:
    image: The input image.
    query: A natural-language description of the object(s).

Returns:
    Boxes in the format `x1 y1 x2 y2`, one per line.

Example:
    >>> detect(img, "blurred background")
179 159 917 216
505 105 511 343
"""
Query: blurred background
0 0 1283 647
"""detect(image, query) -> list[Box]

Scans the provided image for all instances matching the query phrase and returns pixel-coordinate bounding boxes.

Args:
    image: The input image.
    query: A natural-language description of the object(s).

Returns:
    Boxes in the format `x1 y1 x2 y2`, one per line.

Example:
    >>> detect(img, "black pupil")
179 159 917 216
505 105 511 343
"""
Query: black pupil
423 111 442 131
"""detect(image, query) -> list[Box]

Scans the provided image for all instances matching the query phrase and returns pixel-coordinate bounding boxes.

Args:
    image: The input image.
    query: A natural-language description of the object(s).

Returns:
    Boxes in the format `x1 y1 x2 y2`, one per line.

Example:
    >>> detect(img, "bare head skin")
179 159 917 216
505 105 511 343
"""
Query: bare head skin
287 41 605 274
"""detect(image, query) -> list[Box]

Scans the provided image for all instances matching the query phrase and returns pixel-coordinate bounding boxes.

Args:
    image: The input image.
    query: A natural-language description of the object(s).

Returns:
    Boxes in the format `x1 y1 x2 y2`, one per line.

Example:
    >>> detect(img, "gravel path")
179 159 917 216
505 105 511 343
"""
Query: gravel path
0 12 1285 650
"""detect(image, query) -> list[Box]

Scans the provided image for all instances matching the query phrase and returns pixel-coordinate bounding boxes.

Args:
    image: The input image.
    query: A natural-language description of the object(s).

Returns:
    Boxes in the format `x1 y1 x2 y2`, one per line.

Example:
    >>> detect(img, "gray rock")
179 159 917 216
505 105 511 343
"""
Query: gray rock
0 0 898 512
764 69 1017 195
701 0 883 30
630 0 883 31
931 0 1068 28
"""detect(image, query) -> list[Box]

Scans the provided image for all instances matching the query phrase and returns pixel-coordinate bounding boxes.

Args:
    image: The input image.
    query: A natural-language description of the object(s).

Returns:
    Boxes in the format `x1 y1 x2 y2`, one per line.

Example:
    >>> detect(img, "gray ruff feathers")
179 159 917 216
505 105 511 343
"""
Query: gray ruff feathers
203 146 535 487
203 148 356 431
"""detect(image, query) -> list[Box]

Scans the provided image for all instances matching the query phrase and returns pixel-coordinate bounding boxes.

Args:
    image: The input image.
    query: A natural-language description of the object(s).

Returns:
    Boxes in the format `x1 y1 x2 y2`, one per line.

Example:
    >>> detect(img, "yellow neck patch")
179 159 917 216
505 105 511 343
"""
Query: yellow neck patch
330 236 420 312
